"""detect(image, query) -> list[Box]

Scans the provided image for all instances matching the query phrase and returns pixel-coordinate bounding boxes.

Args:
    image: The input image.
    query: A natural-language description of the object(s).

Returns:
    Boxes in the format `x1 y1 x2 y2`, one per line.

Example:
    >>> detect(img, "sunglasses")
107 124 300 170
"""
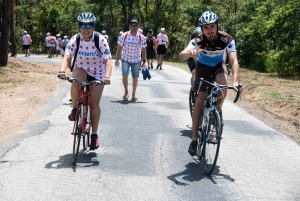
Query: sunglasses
130 25 138 28
80 24 93 29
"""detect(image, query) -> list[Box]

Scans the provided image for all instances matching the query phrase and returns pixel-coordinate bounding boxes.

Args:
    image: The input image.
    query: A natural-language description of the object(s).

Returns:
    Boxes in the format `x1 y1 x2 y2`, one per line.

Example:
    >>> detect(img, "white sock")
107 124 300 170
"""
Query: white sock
91 132 98 136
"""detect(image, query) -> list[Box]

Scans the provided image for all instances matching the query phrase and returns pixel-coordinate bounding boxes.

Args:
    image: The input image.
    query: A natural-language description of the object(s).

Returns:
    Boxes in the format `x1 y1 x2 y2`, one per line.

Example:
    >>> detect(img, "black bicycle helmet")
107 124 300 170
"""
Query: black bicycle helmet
77 12 96 24
191 27 202 39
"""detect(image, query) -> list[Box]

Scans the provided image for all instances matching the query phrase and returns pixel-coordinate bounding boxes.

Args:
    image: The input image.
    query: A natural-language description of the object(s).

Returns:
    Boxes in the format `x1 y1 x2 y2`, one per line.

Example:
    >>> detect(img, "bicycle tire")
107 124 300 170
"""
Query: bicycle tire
189 88 195 117
203 110 221 175
197 128 205 160
73 104 83 165
83 107 91 150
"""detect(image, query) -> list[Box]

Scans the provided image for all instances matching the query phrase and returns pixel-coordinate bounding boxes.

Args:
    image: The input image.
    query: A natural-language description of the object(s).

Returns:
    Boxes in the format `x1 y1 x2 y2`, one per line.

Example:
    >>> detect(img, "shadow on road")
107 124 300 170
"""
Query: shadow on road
45 151 99 172
167 160 235 186
110 100 148 104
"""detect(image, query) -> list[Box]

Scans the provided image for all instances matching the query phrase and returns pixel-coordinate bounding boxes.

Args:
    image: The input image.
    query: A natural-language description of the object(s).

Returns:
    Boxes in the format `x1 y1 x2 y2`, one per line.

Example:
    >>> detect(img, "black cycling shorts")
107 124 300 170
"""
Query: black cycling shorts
157 45 166 55
187 57 196 72
147 49 155 59
193 61 225 92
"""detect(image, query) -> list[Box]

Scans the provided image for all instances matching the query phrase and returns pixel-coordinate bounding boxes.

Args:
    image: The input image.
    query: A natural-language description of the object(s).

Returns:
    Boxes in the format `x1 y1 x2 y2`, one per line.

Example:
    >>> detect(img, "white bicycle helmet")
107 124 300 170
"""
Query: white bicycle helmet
77 12 96 24
198 11 218 27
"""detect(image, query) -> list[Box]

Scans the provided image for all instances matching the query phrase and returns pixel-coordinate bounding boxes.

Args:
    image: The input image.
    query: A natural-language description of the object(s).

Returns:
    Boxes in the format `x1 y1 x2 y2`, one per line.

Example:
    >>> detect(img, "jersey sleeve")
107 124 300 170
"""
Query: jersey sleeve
99 35 111 60
141 35 147 48
226 39 237 52
64 34 77 57
187 39 197 49
117 33 125 47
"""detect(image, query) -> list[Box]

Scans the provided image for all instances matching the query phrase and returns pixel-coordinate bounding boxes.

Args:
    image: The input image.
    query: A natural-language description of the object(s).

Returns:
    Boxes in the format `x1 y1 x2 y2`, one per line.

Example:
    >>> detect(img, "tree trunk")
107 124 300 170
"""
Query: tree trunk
0 0 10 66
10 0 16 57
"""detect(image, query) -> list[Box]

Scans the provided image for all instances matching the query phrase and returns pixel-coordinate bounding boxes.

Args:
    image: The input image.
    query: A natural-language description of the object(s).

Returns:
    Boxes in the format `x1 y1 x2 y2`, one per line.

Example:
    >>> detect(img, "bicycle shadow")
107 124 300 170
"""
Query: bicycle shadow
167 160 235 186
167 162 206 186
180 128 192 139
45 151 99 172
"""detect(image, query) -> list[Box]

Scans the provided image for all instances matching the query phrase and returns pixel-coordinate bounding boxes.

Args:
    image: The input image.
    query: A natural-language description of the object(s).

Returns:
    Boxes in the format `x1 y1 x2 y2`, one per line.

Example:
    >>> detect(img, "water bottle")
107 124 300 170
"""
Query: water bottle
203 108 209 125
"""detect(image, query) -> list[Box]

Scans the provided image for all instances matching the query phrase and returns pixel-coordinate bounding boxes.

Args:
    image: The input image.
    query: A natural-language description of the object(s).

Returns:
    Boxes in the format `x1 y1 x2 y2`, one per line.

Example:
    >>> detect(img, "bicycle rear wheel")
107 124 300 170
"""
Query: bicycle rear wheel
83 108 91 150
73 105 83 165
189 88 195 117
203 110 221 175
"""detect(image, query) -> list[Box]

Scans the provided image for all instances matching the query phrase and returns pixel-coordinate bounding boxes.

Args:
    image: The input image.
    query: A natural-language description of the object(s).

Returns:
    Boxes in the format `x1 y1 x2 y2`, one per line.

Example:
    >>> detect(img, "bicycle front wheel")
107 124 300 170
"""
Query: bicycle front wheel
73 105 83 165
203 110 221 175
189 88 195 118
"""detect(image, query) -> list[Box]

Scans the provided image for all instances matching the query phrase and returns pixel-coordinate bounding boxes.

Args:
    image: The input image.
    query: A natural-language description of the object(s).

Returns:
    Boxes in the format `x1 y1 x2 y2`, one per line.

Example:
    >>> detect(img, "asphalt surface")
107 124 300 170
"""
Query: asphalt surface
0 54 299 200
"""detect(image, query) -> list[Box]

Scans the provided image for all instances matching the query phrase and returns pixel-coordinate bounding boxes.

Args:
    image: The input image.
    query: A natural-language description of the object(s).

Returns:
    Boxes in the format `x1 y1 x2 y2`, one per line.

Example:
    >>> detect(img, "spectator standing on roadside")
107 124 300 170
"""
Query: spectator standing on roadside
48 33 56 58
55 34 62 57
101 30 109 43
115 19 147 102
45 32 51 58
61 36 69 57
156 27 169 70
22 31 32 57
146 29 156 70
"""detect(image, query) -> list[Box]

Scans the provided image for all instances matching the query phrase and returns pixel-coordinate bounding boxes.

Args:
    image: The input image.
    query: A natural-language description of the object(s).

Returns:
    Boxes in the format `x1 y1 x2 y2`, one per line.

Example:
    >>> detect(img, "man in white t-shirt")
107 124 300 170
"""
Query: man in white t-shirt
115 19 147 102
22 31 32 57
101 30 109 43
45 32 51 57
55 34 62 57
156 27 169 70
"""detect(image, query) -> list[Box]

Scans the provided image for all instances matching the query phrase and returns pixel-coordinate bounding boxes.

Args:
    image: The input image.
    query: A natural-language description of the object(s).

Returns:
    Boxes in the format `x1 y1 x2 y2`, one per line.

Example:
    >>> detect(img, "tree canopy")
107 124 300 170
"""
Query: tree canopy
0 0 299 76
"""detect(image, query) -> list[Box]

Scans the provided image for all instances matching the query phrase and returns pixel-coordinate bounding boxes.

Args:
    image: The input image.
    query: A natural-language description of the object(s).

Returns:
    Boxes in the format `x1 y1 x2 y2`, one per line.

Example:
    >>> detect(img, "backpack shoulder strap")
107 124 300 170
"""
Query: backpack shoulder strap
94 31 100 52
123 31 129 46
71 33 80 72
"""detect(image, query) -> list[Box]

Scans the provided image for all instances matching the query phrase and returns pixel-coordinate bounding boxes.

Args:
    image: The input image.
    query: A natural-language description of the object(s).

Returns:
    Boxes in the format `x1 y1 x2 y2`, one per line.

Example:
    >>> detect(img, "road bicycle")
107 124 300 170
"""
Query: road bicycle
193 76 242 175
61 77 108 165
189 64 231 118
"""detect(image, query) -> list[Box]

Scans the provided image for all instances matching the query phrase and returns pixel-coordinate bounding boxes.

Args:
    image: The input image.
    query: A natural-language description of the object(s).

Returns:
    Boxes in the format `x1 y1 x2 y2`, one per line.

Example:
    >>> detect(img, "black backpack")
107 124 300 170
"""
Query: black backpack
71 32 101 72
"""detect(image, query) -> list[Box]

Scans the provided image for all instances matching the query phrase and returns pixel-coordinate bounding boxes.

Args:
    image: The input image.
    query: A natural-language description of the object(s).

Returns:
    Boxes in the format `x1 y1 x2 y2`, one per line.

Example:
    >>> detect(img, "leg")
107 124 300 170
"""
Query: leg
188 91 206 156
89 84 105 133
131 62 140 100
122 61 130 99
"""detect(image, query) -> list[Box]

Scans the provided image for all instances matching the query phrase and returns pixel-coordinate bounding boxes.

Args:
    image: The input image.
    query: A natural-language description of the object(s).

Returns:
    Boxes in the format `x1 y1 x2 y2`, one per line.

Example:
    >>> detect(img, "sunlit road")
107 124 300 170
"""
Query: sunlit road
0 54 299 200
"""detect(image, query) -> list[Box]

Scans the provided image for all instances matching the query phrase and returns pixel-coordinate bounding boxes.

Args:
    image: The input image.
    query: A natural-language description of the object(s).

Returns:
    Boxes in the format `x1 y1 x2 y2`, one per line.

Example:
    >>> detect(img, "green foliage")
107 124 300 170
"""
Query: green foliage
10 0 300 76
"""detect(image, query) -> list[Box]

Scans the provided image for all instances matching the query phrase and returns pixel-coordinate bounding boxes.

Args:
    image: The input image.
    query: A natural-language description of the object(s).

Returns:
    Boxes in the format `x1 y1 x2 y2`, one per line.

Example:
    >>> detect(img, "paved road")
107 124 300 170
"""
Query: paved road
0 54 299 200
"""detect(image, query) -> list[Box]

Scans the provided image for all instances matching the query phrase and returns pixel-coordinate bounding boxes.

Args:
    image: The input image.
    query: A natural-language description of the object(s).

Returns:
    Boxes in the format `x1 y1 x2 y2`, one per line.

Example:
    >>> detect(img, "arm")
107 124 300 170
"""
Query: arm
104 58 112 83
227 51 239 87
180 45 202 60
115 44 123 66
141 47 147 67
58 55 72 78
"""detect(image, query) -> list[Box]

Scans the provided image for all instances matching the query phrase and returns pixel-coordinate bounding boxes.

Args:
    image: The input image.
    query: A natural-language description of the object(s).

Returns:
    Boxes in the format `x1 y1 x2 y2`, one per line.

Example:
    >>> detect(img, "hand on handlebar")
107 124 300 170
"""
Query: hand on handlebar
58 70 67 79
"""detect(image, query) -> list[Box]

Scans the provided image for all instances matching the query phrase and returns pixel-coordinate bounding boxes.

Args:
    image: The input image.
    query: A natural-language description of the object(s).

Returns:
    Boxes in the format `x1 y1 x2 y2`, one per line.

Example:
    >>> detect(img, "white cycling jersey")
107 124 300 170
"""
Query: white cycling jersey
65 32 111 80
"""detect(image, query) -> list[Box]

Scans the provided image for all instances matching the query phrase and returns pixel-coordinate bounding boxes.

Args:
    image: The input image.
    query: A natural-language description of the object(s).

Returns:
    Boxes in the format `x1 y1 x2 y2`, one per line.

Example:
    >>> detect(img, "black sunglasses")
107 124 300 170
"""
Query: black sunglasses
130 25 138 28
80 24 93 29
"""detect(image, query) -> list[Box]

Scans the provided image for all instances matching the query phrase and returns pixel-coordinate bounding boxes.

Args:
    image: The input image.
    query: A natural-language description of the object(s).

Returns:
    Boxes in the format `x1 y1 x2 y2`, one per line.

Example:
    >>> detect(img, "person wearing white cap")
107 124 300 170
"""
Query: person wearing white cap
55 34 62 57
45 32 51 58
22 30 32 57
101 30 109 43
61 36 69 57
156 27 169 70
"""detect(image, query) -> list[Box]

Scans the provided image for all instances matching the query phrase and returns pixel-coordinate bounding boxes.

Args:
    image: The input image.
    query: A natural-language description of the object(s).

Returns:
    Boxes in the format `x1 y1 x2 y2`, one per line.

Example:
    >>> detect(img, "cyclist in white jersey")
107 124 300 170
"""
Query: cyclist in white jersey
180 10 240 156
58 12 112 150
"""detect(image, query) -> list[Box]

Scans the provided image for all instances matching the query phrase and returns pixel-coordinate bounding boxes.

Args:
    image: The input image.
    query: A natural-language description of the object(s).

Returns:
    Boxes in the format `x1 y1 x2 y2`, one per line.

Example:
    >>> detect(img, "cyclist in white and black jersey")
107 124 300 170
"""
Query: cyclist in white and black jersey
180 10 240 156
58 12 112 150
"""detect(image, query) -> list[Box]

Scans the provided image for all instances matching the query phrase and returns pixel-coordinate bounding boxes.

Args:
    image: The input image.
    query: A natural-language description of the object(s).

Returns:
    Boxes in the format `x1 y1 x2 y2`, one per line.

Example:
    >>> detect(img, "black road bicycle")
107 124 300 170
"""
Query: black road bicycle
191 75 242 175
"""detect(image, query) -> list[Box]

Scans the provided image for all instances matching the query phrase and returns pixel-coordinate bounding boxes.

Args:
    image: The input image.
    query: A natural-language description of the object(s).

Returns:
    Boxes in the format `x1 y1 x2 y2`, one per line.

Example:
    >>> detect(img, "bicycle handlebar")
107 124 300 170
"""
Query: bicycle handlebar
58 76 110 85
198 78 243 103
